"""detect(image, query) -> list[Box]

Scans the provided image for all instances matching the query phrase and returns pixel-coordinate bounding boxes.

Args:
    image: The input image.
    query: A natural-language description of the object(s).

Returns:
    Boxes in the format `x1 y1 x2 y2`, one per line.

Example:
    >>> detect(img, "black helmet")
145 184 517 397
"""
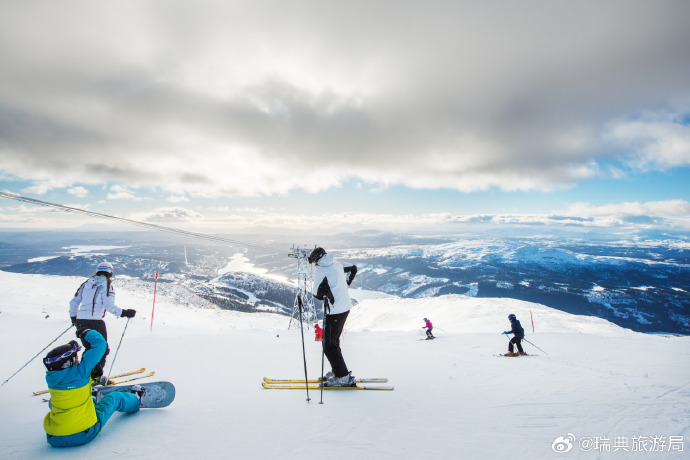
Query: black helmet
43 340 81 371
508 314 516 321
308 247 327 264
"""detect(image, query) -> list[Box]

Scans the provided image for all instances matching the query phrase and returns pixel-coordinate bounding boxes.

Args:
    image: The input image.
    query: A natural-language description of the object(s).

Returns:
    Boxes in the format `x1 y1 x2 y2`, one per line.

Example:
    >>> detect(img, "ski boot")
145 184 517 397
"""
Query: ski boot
318 371 334 382
324 372 356 387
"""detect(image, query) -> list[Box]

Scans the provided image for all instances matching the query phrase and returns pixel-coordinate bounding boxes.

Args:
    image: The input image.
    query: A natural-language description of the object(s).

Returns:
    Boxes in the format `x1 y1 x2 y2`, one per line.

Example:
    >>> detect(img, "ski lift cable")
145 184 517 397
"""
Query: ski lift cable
0 191 284 255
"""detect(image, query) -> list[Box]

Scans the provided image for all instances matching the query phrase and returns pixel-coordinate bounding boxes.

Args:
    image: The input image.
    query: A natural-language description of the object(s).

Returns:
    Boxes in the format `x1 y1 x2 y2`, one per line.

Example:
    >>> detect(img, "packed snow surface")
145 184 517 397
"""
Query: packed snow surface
0 270 688 459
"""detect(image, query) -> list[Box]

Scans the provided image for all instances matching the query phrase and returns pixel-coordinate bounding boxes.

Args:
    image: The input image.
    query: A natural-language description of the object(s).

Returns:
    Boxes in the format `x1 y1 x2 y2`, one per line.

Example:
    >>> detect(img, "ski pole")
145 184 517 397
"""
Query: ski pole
297 295 311 402
523 337 548 355
319 299 328 405
107 318 131 380
503 331 511 348
1 324 74 388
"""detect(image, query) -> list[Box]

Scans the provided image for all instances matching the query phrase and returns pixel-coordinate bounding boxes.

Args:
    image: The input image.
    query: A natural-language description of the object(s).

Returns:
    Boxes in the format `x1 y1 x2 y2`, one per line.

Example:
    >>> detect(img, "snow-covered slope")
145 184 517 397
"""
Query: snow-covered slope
346 291 628 336
0 270 688 459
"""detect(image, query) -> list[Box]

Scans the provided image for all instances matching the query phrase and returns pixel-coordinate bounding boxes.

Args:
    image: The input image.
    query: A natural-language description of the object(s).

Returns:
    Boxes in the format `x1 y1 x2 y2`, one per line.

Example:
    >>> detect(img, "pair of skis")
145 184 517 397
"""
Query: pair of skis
33 368 154 396
262 377 393 391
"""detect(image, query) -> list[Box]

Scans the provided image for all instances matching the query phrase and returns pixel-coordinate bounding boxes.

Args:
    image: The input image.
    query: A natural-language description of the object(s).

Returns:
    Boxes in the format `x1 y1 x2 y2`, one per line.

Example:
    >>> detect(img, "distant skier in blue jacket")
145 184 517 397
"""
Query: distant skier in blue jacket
503 314 525 356
43 329 142 447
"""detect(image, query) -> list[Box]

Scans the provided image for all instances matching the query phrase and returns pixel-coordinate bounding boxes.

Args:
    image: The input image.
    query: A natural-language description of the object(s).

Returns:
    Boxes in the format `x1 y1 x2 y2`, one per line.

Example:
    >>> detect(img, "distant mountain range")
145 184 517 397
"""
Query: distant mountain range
1 230 688 334
335 235 689 334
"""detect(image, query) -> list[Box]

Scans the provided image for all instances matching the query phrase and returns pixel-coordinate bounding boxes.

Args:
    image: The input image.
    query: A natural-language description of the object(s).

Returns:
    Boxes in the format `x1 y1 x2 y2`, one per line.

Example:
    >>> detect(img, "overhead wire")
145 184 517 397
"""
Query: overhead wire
0 191 285 255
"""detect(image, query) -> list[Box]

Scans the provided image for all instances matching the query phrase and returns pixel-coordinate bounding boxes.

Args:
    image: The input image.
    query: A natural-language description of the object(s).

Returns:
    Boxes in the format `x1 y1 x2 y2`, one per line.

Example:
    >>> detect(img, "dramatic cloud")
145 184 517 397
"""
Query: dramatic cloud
1 1 689 197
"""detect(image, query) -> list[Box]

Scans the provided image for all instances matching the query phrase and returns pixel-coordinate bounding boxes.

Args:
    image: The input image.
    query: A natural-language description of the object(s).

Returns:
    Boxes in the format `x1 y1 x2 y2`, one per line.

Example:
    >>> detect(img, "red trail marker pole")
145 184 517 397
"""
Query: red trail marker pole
151 271 158 332
530 310 535 333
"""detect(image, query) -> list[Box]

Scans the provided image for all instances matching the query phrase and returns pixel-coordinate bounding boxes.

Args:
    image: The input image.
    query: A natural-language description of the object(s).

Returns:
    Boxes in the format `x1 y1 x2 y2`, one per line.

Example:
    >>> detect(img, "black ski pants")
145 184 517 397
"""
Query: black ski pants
509 337 524 353
323 311 350 378
75 319 110 378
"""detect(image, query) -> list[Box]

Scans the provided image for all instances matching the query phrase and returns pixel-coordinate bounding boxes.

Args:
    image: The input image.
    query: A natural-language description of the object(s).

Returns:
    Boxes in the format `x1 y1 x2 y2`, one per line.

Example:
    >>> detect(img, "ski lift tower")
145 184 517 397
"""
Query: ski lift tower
288 245 317 329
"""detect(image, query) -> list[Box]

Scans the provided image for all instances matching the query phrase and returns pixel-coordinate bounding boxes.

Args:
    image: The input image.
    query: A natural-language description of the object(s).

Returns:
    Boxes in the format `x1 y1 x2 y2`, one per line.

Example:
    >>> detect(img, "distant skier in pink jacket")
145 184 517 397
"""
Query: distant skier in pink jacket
423 318 435 340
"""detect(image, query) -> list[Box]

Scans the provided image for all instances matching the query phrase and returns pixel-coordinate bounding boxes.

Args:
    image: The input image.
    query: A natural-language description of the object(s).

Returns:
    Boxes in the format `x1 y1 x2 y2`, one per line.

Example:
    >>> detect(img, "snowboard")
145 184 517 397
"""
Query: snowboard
94 381 175 408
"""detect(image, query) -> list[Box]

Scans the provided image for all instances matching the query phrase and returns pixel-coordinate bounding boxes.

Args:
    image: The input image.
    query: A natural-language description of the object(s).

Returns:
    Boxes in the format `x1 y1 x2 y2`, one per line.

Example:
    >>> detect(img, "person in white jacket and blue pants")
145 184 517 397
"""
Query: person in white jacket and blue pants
309 248 357 387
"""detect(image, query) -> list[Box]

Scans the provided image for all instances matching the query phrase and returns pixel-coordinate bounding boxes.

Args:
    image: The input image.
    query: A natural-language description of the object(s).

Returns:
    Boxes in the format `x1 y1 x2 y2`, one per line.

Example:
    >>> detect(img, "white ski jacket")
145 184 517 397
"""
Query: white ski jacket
312 253 357 316
69 275 123 320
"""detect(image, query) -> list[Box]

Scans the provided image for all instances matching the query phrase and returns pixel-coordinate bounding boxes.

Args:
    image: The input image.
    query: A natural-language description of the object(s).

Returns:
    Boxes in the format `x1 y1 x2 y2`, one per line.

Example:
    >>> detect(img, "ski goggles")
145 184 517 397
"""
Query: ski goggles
43 340 82 365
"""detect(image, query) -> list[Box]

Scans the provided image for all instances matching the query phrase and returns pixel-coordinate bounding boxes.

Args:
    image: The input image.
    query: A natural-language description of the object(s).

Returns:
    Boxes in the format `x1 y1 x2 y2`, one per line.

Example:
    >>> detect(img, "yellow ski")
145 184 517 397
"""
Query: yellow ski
262 382 393 391
33 368 148 395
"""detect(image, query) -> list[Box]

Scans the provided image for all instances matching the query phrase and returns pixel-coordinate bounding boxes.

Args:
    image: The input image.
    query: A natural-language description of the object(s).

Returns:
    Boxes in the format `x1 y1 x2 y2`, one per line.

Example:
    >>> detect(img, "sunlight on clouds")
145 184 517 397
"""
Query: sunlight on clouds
144 138 353 197
567 199 690 218
67 186 89 198
164 36 373 114
606 112 690 171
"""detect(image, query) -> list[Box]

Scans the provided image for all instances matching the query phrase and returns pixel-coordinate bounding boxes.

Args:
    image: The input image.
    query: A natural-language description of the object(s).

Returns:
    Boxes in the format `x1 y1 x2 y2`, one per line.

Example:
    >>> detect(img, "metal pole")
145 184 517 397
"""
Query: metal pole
319 299 328 404
107 318 131 380
297 295 311 402
523 337 548 355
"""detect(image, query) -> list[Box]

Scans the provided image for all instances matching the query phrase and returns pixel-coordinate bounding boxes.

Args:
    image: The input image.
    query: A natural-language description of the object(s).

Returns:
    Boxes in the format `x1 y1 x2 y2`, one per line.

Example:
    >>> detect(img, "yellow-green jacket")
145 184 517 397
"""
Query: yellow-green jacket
43 330 105 436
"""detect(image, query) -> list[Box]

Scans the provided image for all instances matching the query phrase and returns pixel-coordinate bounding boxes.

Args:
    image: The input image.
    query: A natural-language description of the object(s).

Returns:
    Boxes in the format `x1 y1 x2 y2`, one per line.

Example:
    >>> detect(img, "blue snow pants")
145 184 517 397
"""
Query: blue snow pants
46 392 140 447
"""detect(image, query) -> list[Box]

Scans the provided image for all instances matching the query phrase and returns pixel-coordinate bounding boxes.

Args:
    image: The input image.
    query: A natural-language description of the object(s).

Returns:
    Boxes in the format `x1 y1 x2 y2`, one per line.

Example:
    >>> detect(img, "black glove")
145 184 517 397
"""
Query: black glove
76 328 92 348
121 309 136 318
91 364 104 380
71 316 77 326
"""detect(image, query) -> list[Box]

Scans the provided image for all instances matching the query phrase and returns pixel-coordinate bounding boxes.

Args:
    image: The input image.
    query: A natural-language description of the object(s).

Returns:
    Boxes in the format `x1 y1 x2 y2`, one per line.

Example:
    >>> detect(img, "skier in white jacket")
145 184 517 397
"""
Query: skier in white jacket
309 247 358 387
69 261 136 384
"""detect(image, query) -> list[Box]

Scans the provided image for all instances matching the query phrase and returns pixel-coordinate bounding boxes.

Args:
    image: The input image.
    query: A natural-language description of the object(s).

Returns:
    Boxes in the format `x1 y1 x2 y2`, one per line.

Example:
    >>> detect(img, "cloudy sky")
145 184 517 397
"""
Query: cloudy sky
1 0 689 233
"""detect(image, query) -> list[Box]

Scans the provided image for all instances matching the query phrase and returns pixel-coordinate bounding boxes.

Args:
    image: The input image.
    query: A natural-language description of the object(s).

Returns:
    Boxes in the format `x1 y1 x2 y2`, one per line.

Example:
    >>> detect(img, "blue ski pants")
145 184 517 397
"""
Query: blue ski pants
47 391 140 447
